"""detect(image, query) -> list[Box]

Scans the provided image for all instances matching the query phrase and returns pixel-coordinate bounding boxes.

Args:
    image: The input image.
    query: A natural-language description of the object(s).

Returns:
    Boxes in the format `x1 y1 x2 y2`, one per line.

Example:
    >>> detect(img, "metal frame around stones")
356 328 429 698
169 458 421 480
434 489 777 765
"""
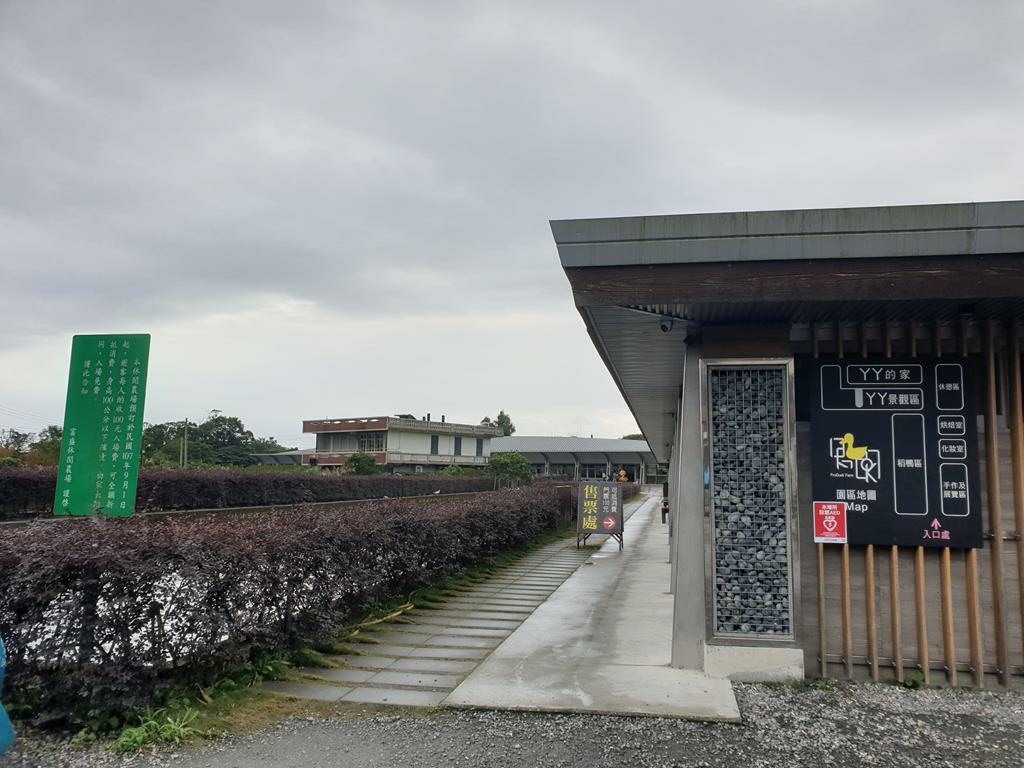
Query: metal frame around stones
701 358 801 647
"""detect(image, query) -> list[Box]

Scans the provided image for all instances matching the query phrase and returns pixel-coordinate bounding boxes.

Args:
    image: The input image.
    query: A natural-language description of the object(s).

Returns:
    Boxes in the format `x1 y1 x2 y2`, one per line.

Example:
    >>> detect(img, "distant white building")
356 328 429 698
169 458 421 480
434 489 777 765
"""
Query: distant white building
293 414 502 473
491 436 660 483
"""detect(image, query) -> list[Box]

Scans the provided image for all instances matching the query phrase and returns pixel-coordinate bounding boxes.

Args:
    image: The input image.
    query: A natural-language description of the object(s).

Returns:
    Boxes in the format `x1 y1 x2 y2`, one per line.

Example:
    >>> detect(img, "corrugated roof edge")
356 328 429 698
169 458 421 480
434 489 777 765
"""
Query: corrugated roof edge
551 199 1024 266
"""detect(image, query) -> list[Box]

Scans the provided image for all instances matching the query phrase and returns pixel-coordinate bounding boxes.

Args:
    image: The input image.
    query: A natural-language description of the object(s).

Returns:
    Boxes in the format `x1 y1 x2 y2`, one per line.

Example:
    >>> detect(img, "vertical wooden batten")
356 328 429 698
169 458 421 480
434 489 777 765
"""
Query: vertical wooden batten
836 322 853 679
813 321 827 679
915 545 930 686
1009 326 1024 663
984 320 1009 687
934 321 958 686
890 545 904 682
884 320 903 681
860 323 879 681
965 549 983 688
910 327 929 685
962 316 983 686
940 547 958 686
841 541 853 679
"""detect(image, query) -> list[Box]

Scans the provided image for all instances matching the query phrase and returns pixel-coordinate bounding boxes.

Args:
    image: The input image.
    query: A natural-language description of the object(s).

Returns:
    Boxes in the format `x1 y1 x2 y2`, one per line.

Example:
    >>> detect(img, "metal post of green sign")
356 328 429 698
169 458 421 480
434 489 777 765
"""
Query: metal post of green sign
54 334 151 517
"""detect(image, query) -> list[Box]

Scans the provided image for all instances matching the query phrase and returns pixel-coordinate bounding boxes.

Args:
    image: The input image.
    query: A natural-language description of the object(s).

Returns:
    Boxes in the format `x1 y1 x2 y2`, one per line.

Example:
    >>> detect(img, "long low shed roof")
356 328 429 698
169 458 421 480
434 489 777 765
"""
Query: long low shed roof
491 436 656 465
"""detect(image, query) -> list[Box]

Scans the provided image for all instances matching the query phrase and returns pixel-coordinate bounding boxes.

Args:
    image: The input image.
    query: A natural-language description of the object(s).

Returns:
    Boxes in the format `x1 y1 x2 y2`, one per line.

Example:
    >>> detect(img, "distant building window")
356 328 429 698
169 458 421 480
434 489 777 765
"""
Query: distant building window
476 438 484 457
454 437 462 456
358 431 386 452
430 435 439 455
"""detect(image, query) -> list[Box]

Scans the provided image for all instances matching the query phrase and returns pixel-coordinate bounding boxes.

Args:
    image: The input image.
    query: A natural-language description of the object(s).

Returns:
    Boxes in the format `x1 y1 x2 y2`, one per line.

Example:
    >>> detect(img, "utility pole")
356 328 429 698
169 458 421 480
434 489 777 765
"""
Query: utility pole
179 418 189 467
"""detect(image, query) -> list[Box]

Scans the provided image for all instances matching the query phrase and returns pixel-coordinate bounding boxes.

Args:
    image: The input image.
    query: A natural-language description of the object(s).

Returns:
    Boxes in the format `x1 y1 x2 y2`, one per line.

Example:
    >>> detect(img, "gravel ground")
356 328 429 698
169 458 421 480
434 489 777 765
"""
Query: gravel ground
4 683 1023 768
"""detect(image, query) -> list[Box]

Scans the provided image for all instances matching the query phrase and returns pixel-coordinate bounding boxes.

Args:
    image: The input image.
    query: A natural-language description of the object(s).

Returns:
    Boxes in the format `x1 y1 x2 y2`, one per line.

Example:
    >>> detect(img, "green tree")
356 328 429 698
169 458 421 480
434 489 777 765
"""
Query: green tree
0 428 33 456
26 425 63 465
141 421 191 466
140 414 292 468
621 433 644 441
250 435 290 453
487 451 532 487
346 452 379 475
191 416 254 449
495 410 515 436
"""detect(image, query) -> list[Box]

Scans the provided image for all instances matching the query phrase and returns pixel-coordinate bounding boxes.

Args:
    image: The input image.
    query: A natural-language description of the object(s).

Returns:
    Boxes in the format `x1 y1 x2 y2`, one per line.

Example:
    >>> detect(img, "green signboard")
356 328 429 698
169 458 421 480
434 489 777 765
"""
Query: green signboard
54 334 151 517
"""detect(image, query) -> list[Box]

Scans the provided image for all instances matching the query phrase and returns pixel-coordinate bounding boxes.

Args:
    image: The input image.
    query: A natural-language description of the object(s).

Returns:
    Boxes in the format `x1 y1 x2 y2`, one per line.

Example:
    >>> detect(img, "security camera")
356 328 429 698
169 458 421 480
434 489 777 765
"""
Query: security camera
659 317 674 333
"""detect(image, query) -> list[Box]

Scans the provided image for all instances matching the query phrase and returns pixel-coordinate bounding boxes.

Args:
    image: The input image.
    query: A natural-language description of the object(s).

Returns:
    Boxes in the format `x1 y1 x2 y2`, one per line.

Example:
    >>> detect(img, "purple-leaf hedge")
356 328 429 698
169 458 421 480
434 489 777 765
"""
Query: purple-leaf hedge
0 467 493 520
0 486 562 724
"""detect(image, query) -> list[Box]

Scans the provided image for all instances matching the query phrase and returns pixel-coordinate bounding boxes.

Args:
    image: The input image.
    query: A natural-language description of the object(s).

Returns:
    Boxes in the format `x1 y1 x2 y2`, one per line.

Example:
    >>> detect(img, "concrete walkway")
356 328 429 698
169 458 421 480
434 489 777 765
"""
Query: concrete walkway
444 494 741 722
262 491 738 721
260 496 647 707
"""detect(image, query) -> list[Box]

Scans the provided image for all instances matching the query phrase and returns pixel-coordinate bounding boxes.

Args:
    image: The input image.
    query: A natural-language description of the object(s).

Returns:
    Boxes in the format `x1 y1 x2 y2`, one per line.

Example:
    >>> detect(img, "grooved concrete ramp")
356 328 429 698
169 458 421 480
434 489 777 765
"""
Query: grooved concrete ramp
260 521 601 708
261 492 737 721
444 495 741 722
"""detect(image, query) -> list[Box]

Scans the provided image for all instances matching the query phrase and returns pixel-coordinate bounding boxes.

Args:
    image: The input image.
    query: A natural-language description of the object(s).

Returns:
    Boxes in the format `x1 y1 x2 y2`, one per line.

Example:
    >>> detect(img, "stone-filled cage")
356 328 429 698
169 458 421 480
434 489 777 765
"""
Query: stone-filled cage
702 359 799 644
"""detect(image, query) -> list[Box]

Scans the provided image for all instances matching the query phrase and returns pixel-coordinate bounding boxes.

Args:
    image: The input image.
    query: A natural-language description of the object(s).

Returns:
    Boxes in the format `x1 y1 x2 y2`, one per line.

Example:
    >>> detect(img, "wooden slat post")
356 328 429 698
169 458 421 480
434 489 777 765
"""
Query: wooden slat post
884 319 903 681
934 319 957 686
842 541 853 679
915 545 930 686
837 321 852 679
818 543 827 679
890 545 904 682
813 320 827 679
962 318 982 688
909 329 928 685
940 547 958 686
866 544 879 680
965 549 984 688
984 320 1008 686
1008 326 1024 663
859 322 878 681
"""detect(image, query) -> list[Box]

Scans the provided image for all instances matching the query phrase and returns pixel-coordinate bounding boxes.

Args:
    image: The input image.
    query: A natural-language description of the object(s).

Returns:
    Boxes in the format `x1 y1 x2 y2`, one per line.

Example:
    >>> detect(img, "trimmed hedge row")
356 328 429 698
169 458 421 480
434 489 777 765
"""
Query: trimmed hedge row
0 467 493 520
0 485 562 724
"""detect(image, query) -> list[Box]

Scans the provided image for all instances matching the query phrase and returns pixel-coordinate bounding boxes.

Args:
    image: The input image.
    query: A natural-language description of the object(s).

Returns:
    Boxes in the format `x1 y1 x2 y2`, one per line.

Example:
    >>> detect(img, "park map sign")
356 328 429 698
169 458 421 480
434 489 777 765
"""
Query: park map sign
811 359 983 549
54 334 151 517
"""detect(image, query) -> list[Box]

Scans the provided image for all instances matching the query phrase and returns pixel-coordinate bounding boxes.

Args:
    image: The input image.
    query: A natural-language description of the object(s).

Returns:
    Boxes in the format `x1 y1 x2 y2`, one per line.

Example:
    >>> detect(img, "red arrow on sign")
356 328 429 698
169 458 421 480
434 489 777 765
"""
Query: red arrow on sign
602 515 617 531
930 518 942 530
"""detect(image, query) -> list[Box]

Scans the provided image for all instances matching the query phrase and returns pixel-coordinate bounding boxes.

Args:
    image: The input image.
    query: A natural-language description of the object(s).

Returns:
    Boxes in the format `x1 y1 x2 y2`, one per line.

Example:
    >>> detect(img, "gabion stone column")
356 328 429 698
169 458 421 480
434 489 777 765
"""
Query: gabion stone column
707 365 794 639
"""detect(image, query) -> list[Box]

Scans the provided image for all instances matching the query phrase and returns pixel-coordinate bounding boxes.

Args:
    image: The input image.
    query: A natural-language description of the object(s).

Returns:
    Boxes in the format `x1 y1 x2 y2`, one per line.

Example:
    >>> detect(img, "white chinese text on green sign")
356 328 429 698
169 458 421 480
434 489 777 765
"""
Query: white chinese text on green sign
54 334 151 516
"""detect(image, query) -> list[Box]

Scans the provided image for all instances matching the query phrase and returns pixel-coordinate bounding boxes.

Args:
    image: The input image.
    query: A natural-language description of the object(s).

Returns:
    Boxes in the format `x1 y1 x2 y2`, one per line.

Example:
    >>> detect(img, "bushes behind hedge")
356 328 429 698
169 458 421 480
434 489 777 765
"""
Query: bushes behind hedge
0 467 494 519
0 485 561 724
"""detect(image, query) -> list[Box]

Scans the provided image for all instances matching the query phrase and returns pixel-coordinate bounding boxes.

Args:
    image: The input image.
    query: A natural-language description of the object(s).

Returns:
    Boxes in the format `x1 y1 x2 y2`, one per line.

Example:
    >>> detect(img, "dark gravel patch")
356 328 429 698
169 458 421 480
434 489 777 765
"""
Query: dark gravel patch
4 682 1022 768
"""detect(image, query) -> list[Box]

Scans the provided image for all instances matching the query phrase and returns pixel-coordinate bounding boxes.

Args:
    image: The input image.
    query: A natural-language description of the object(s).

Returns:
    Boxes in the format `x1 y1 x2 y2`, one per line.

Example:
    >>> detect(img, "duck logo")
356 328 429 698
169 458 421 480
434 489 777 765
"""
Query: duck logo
830 433 881 483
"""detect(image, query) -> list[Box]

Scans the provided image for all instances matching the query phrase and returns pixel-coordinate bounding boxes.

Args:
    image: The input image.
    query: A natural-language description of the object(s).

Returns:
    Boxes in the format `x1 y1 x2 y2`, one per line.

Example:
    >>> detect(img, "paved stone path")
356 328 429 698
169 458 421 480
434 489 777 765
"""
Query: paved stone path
260 531 599 707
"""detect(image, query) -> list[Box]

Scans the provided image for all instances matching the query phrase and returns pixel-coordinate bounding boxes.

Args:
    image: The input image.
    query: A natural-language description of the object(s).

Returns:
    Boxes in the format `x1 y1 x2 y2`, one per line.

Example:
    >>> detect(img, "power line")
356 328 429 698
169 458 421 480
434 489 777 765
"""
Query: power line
0 412 54 431
0 402 59 424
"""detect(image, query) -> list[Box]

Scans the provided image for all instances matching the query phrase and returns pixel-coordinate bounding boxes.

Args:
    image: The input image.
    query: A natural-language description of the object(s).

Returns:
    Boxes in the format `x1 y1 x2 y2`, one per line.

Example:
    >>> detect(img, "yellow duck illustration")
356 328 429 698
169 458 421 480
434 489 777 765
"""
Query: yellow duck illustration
841 433 867 460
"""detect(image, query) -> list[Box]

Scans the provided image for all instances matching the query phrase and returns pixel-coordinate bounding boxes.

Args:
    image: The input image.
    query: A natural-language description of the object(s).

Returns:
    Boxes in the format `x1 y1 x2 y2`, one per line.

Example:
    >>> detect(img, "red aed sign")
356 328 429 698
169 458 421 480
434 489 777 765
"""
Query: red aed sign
813 501 848 543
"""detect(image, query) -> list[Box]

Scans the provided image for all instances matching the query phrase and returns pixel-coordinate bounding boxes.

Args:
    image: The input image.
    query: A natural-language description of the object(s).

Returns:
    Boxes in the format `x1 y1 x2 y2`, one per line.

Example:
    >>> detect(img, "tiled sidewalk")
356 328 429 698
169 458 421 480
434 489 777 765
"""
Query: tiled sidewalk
260 530 601 707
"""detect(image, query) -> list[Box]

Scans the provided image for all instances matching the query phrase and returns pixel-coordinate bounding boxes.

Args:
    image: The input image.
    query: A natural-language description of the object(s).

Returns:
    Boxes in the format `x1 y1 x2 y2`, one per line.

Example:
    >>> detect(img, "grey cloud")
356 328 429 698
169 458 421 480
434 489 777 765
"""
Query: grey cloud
2 0 1022 356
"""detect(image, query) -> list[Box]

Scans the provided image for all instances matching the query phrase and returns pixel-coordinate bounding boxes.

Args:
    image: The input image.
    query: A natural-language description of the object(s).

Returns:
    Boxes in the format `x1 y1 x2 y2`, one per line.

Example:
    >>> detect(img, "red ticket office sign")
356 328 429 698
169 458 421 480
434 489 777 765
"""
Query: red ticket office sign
813 501 848 544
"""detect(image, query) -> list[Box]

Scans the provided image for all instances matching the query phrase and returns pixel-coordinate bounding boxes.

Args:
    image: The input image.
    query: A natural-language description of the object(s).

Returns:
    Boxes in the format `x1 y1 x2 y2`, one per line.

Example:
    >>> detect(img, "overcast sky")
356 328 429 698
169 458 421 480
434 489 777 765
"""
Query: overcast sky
1 1 1022 448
